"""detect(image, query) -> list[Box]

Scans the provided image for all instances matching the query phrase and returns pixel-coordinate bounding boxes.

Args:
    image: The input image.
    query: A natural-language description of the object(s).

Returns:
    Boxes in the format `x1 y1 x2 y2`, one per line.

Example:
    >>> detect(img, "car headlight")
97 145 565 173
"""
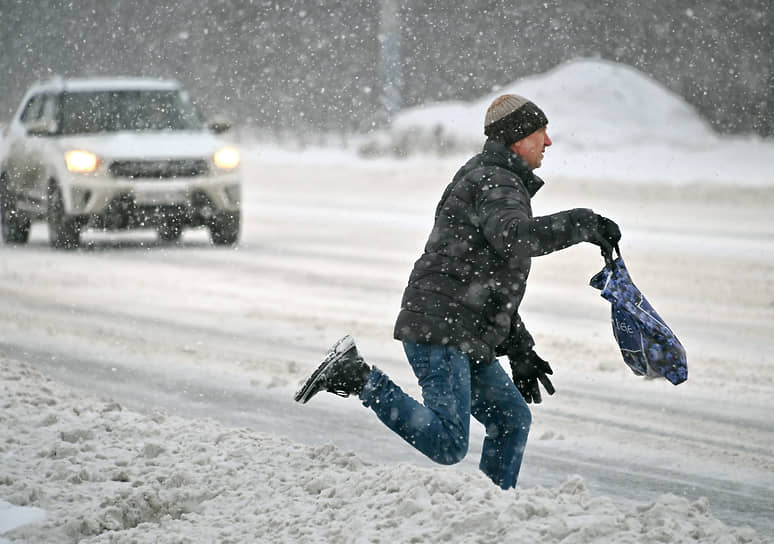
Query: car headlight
213 147 240 170
65 150 99 173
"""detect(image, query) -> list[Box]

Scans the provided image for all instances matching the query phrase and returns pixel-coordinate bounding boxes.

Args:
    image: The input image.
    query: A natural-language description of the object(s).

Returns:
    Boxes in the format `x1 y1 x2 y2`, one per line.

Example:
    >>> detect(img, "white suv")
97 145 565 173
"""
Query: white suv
0 77 241 248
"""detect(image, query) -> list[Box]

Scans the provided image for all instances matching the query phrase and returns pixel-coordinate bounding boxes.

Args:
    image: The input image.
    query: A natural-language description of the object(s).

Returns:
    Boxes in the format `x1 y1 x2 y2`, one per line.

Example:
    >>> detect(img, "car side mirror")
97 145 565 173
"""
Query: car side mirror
26 119 58 137
208 117 232 134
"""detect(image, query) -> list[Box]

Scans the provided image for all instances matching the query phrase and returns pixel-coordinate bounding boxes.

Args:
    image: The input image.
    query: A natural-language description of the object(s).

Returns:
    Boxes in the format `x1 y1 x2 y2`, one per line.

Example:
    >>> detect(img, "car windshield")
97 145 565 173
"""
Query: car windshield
58 89 204 134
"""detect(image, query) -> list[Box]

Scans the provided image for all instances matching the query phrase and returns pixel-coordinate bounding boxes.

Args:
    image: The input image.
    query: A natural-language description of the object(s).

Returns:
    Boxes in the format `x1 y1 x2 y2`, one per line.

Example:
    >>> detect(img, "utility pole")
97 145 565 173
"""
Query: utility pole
378 0 402 125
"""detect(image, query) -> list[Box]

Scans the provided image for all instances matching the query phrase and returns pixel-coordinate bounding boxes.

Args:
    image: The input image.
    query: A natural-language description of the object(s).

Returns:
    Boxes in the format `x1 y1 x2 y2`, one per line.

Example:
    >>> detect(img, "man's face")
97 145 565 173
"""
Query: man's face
510 126 552 169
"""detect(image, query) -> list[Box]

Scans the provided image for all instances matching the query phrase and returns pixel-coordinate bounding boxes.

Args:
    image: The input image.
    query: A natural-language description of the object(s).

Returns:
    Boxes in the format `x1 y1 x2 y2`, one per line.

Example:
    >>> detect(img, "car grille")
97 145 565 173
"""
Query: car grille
108 159 209 179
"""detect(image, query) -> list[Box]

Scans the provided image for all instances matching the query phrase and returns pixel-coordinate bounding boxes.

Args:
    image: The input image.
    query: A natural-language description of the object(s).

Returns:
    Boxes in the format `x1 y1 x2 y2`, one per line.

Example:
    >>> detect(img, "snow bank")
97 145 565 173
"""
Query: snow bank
345 57 774 186
1 359 762 543
393 58 719 150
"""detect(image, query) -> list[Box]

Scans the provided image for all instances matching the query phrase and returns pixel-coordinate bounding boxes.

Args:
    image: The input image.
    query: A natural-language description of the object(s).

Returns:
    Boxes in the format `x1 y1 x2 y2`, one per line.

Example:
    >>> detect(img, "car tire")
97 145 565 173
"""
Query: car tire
209 210 240 246
0 171 31 245
47 183 80 250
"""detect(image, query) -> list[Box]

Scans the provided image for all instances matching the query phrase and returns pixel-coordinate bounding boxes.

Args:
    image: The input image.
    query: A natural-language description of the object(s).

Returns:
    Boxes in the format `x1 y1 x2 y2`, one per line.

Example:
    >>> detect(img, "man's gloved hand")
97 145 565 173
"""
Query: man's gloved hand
590 215 621 257
509 350 556 404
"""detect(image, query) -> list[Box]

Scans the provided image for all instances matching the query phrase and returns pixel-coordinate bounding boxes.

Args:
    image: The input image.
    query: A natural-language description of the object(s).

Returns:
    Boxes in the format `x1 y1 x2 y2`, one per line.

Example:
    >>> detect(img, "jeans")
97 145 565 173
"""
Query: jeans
360 341 531 489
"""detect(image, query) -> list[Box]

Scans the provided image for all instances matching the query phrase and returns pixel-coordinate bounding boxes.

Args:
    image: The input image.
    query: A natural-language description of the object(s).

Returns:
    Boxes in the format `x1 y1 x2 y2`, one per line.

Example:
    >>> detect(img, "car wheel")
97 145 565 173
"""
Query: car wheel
0 172 31 245
47 183 80 249
209 210 240 246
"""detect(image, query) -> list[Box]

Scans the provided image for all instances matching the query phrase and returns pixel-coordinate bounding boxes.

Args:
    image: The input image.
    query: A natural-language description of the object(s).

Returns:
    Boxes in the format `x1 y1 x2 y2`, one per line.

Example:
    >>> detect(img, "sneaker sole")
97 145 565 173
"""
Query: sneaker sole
293 336 354 404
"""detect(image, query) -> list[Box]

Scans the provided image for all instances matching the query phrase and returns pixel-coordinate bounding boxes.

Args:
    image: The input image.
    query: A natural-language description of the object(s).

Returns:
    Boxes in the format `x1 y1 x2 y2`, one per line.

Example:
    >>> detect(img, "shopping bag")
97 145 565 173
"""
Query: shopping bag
590 249 687 385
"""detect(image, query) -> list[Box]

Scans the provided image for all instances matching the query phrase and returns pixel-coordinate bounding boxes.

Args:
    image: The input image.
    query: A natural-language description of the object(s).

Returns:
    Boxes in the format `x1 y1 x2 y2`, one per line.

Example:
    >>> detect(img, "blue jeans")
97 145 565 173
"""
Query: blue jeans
360 341 531 489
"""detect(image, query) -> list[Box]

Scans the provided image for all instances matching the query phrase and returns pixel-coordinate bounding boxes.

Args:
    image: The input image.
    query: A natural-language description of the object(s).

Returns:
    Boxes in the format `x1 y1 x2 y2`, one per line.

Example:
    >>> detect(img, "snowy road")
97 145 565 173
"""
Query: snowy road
2 154 773 539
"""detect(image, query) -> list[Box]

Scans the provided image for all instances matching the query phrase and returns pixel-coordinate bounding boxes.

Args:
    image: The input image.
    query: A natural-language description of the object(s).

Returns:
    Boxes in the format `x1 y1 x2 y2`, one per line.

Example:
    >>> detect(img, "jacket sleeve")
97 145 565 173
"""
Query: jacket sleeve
495 313 535 359
476 177 599 260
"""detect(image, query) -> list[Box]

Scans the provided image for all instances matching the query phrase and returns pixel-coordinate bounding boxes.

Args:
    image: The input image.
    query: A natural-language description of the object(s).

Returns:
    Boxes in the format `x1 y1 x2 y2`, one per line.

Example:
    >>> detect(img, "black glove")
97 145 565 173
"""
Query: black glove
509 350 555 404
590 215 621 257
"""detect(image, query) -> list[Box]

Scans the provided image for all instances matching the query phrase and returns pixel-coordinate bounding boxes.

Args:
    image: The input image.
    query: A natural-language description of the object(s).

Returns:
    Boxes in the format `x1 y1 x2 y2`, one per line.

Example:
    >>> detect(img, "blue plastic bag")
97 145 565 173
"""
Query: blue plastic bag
590 251 687 385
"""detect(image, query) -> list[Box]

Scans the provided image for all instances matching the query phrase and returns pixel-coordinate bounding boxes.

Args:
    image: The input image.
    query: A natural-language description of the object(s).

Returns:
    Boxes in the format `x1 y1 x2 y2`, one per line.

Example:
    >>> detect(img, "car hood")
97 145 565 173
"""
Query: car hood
53 131 230 160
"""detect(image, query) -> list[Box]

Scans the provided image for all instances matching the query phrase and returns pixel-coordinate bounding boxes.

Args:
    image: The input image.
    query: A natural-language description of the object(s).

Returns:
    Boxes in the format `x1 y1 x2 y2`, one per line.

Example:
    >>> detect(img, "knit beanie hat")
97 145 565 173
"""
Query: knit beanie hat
484 94 548 146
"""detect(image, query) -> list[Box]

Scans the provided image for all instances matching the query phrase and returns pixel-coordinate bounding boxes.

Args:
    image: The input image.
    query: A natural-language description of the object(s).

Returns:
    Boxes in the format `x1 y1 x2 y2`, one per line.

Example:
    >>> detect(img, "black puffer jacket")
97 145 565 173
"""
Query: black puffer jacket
394 139 600 364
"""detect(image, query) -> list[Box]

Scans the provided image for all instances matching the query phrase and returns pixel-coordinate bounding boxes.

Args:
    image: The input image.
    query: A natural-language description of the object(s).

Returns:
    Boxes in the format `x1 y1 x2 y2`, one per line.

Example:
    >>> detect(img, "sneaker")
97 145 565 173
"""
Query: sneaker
294 335 371 404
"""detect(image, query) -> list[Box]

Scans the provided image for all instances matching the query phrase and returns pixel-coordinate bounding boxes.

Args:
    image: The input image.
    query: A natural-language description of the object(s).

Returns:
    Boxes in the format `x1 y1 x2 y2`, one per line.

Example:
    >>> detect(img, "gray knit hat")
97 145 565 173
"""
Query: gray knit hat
484 94 548 146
